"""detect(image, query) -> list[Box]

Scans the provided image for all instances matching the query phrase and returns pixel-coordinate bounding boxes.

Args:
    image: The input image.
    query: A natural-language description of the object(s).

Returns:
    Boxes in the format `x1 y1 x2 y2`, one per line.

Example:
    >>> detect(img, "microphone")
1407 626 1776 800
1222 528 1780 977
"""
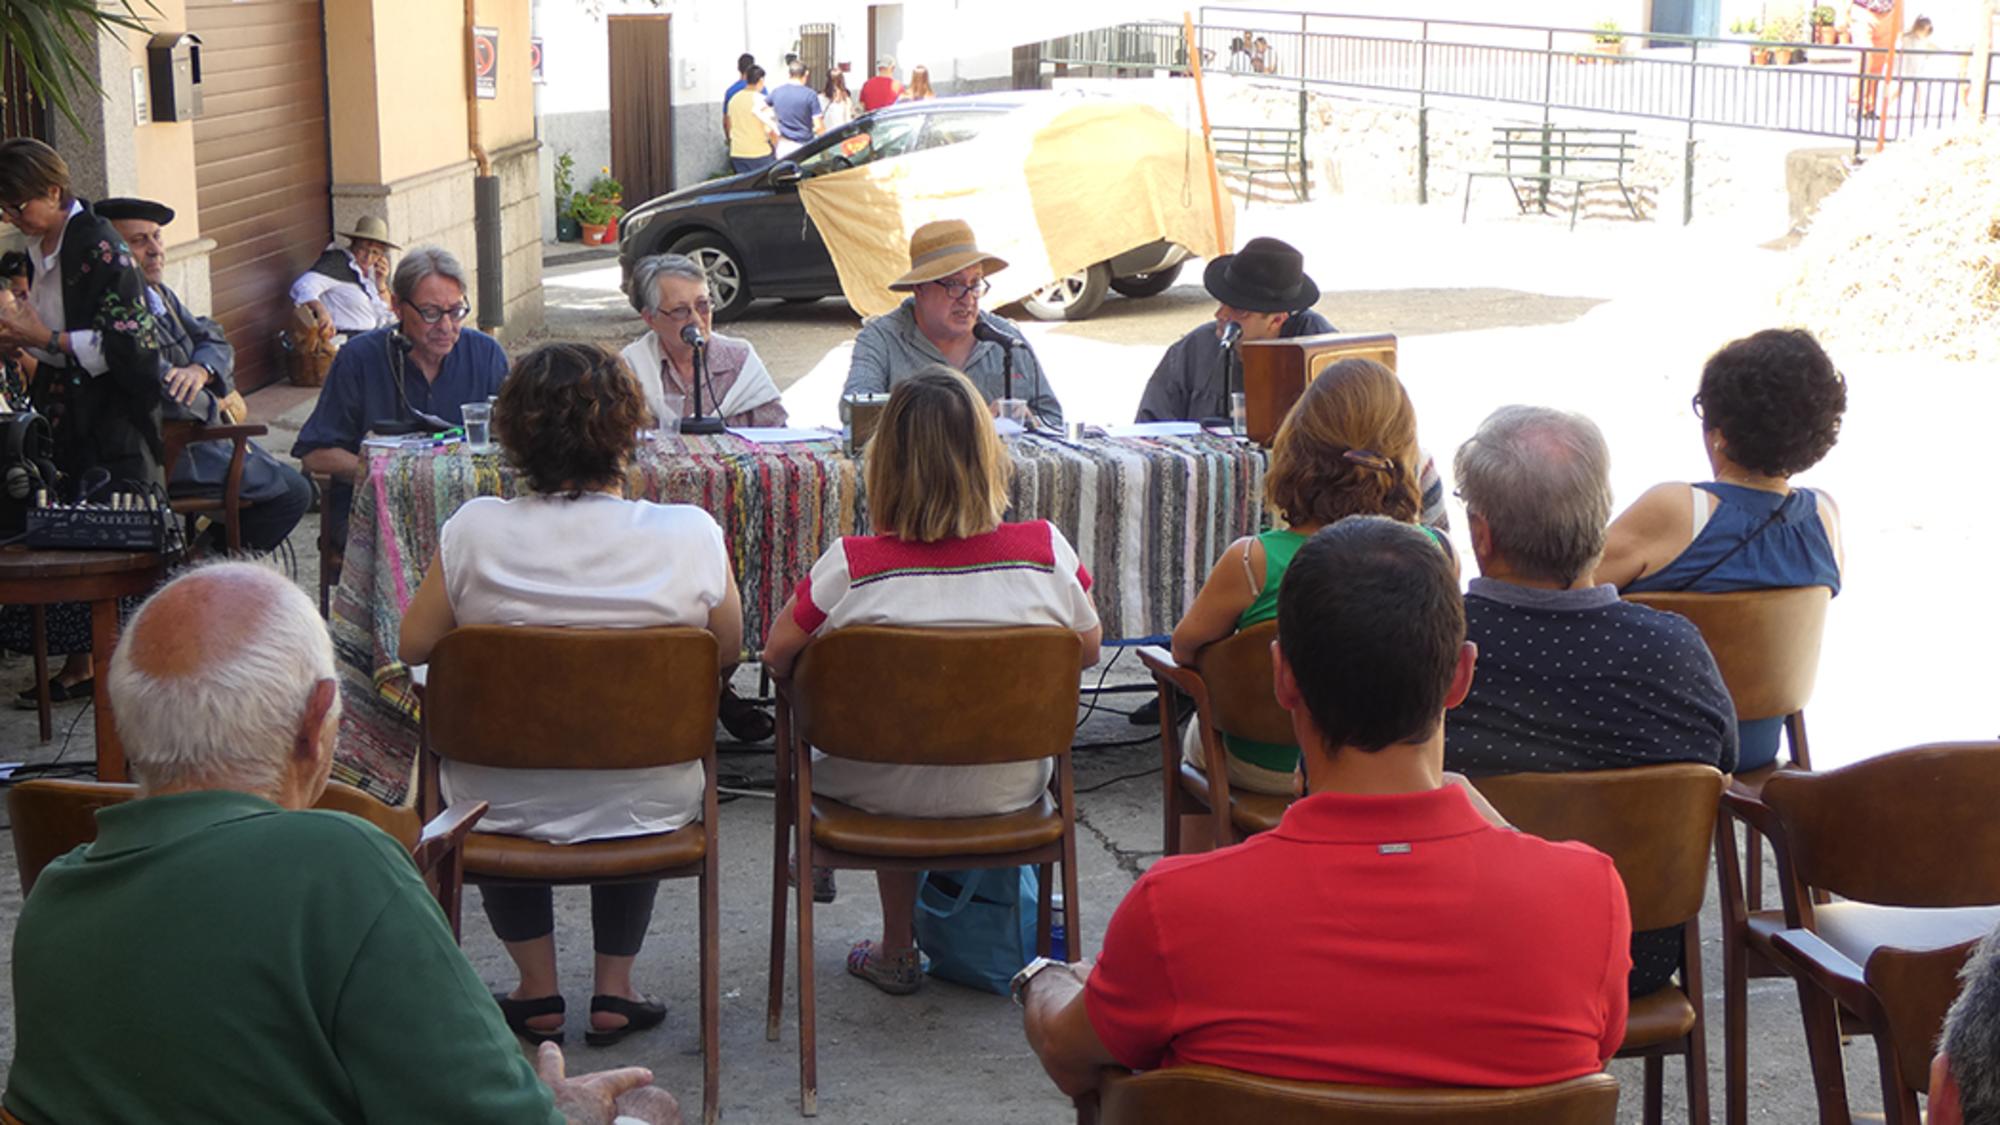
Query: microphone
973 319 1022 410
971 320 1017 349
1206 321 1245 430
677 322 723 435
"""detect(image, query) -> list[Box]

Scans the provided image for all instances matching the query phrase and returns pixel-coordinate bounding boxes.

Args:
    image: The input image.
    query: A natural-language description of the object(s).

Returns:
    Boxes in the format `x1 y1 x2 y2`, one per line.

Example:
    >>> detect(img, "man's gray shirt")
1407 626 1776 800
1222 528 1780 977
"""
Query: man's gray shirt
843 298 1064 429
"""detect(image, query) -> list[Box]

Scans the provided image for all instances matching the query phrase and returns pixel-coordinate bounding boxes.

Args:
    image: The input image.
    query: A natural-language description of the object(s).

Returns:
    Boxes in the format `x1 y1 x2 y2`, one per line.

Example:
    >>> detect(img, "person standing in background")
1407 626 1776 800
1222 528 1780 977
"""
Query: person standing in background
903 65 934 101
769 61 822 158
727 65 780 174
722 53 755 146
860 57 903 111
821 70 856 132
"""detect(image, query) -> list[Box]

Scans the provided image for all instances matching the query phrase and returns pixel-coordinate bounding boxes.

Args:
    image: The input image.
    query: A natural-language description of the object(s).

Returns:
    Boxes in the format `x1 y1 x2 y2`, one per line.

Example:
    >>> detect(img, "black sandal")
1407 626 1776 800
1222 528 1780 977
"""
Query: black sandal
584 994 667 1047
493 993 565 1045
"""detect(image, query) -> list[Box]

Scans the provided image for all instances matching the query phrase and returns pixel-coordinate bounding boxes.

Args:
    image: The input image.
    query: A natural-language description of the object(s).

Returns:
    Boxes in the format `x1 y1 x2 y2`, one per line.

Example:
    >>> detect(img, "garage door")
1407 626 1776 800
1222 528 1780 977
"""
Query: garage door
189 0 331 392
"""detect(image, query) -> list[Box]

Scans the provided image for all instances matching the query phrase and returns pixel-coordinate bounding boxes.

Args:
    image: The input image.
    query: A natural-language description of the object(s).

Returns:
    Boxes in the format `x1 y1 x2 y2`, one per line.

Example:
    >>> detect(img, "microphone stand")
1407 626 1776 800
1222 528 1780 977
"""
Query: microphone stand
1202 324 1242 430
680 327 724 435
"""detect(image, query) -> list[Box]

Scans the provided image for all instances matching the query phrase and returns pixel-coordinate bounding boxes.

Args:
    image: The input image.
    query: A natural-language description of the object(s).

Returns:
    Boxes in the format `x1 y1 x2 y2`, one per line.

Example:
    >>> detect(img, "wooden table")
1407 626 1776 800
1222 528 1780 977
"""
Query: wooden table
0 546 172 781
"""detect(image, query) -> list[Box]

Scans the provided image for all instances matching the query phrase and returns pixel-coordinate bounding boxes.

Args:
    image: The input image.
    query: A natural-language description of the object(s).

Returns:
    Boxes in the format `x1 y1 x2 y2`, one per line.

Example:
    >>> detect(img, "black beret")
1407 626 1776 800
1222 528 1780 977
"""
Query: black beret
94 197 175 225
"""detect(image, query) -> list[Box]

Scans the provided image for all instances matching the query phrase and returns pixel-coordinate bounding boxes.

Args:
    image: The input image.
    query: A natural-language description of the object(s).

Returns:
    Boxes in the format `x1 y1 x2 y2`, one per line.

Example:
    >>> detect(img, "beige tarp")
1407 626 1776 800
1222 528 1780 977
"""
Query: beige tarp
798 96 1233 318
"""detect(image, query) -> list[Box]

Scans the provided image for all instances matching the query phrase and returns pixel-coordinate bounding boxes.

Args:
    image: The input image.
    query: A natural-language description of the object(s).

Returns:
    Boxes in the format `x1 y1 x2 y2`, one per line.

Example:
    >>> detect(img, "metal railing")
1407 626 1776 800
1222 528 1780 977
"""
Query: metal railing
1040 9 1995 220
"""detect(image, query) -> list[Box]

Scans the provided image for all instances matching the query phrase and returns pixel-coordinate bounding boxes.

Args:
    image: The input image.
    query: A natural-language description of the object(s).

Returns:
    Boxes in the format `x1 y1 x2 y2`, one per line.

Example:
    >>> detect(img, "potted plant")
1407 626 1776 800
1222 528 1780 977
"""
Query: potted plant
571 193 620 246
1742 19 1774 64
1590 20 1625 61
1810 5 1838 45
1767 12 1808 64
553 151 581 242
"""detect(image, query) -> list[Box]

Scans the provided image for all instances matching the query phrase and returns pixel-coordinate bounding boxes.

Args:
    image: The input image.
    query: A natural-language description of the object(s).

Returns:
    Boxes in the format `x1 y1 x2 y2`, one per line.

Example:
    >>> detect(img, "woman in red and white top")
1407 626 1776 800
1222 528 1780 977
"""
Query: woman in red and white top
764 365 1101 995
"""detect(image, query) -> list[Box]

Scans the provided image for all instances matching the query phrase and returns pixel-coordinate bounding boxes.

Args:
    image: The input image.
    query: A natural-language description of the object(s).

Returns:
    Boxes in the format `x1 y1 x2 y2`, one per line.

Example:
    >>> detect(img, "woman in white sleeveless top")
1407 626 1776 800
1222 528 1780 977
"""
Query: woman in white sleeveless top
401 341 744 1047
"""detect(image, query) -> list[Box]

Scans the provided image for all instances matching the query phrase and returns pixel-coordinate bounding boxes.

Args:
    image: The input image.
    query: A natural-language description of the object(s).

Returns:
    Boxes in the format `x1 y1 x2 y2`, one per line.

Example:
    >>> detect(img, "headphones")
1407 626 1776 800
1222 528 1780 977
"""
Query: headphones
1 411 58 501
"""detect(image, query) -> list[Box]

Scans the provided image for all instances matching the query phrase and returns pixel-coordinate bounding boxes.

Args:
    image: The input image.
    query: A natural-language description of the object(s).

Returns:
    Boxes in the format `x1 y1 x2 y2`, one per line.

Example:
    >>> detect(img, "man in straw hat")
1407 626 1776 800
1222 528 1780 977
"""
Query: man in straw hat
289 215 399 339
1135 235 1330 426
845 219 1065 429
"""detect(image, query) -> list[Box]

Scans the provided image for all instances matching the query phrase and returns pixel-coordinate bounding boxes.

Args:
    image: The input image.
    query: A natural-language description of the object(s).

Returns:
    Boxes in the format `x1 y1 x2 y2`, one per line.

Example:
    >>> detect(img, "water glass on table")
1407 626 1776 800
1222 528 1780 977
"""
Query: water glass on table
1230 392 1248 438
996 398 1032 428
461 402 492 452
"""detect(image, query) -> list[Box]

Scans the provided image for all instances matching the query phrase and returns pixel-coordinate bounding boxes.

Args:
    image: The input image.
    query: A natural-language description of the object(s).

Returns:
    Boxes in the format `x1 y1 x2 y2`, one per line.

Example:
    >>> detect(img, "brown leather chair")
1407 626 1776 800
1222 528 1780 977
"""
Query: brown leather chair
160 418 270 556
1625 585 1829 1125
7 778 486 938
1733 742 2000 1125
418 625 721 1125
765 626 1085 1117
1137 622 1293 854
1473 764 1726 1125
1076 1065 1621 1125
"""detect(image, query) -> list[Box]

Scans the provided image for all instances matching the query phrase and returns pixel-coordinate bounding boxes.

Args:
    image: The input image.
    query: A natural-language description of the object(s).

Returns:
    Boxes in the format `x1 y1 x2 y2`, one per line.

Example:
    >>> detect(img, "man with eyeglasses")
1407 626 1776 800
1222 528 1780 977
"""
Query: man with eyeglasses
288 217 398 340
620 253 786 429
844 219 1065 429
292 245 507 559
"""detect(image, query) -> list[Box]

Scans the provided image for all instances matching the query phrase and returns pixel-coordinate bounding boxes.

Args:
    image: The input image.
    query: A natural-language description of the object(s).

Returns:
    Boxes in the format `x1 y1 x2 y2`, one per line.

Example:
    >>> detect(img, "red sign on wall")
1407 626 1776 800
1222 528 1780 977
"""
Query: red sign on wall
474 26 499 99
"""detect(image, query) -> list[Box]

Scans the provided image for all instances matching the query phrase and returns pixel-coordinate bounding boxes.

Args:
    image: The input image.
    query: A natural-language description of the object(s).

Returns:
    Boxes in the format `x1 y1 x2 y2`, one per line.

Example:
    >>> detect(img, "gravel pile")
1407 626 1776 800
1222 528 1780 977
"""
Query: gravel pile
1776 122 2000 361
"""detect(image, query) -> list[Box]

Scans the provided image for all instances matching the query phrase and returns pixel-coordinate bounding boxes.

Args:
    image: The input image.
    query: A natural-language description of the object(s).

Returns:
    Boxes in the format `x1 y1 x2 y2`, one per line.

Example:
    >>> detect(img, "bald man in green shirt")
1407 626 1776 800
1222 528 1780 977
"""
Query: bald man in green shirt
4 564 679 1125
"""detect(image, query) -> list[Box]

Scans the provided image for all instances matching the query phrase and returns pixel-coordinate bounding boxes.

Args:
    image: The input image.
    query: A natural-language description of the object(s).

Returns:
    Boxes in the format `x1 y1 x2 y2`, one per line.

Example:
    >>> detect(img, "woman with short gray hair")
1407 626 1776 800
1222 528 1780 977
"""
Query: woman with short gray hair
619 252 787 430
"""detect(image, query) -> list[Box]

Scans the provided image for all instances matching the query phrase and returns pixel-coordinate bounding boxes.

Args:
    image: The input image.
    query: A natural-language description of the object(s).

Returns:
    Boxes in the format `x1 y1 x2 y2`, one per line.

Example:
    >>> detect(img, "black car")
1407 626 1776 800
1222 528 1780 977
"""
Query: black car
616 93 1190 322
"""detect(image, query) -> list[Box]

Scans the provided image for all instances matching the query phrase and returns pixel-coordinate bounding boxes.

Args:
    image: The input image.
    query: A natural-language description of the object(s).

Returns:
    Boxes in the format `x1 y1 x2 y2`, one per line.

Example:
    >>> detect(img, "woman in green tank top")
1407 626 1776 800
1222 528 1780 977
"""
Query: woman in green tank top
1169 358 1454 794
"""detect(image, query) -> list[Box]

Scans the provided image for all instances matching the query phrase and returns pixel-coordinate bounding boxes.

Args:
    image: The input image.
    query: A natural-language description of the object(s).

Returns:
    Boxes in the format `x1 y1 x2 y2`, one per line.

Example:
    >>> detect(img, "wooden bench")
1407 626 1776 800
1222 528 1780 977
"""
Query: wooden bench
1210 124 1307 204
1462 125 1642 229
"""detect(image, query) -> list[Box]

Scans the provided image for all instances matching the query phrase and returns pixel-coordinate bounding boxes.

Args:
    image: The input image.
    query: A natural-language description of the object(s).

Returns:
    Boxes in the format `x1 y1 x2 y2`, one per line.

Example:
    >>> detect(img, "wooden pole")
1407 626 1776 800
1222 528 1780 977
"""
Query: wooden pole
1183 12 1231 257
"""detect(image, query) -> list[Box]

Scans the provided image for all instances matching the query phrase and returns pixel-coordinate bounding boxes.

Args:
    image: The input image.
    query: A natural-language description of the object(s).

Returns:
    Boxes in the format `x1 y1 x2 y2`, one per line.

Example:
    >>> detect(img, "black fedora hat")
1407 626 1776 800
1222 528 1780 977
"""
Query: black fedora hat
95 197 176 226
1202 236 1318 314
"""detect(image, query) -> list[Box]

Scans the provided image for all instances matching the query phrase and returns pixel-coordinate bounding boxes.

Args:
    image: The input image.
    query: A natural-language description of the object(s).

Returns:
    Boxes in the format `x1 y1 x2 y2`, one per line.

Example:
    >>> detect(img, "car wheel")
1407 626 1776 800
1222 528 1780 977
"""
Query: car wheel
1108 261 1184 299
668 232 753 321
1022 262 1110 321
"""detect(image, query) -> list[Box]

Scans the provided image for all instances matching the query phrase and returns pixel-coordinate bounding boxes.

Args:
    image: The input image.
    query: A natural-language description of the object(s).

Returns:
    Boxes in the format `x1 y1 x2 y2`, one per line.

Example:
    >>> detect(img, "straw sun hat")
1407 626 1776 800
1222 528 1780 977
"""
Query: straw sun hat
887 219 1009 290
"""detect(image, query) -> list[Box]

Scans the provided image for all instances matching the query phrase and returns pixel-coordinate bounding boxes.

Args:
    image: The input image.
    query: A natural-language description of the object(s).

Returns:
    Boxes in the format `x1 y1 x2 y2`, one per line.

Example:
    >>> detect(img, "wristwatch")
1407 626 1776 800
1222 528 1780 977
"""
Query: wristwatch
1010 956 1064 1007
46 328 60 353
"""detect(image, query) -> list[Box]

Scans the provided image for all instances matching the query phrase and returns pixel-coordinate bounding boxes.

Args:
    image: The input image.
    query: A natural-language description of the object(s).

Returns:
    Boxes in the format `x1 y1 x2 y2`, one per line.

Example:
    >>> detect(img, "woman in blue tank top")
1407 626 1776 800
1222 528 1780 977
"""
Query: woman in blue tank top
1596 328 1847 771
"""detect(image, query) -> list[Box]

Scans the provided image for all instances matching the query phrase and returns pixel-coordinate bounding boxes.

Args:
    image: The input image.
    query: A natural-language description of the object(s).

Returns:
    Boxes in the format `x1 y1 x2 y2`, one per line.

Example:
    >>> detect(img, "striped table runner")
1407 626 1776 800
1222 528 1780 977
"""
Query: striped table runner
328 430 1264 802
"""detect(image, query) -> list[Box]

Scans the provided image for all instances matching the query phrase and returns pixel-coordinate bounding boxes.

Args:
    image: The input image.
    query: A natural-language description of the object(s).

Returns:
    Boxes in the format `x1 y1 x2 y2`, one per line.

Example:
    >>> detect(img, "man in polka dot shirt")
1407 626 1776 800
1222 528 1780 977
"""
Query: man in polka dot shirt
1445 404 1737 997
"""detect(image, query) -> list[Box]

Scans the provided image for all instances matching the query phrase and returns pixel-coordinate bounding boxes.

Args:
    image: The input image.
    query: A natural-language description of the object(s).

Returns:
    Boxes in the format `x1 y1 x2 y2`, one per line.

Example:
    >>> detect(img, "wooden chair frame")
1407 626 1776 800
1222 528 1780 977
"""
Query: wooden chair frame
1136 622 1292 855
764 626 1085 1117
6 779 486 937
310 471 341 617
1626 585 1830 1125
1732 743 2000 1125
417 625 723 1125
160 419 268 555
1473 764 1726 1125
1076 1064 1621 1125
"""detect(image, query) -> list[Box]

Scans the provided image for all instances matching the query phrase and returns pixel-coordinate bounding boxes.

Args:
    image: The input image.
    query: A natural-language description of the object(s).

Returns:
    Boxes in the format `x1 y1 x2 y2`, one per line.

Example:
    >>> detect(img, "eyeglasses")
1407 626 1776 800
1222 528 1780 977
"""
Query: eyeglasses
0 201 25 219
658 299 713 323
930 278 991 302
411 303 471 325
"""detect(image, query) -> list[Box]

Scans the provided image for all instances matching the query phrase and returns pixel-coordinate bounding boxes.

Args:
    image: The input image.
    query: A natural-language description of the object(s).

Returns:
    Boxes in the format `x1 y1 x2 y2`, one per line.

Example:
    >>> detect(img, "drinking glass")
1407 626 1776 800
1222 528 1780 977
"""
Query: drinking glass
1229 392 1248 437
461 402 492 452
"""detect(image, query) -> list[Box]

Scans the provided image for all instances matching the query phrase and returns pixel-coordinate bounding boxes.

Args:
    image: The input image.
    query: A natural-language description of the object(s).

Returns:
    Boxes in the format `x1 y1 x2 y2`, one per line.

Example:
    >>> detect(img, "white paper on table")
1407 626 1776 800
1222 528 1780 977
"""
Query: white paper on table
994 418 1026 436
1102 421 1205 438
725 426 840 445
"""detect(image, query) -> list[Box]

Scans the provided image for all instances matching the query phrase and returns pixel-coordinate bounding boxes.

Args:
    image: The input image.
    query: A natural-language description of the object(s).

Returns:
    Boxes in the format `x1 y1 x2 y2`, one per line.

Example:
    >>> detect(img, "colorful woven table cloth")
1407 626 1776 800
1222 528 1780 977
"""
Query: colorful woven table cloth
328 430 1264 802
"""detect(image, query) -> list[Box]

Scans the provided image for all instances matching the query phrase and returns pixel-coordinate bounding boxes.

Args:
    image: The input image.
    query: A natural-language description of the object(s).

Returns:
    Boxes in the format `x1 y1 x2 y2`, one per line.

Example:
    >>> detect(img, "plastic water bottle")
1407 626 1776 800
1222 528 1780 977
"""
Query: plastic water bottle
1049 892 1068 962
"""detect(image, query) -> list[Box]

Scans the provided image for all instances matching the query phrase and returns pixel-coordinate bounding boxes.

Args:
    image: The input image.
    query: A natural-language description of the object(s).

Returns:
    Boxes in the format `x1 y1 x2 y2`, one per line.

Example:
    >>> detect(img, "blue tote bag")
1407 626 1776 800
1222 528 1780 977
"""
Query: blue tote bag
913 866 1039 994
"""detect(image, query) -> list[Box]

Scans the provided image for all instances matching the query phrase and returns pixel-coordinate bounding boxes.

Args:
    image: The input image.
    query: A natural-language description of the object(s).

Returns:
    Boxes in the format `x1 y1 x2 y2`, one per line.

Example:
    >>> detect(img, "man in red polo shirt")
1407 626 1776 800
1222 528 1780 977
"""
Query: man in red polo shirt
1021 517 1631 1094
859 57 903 112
